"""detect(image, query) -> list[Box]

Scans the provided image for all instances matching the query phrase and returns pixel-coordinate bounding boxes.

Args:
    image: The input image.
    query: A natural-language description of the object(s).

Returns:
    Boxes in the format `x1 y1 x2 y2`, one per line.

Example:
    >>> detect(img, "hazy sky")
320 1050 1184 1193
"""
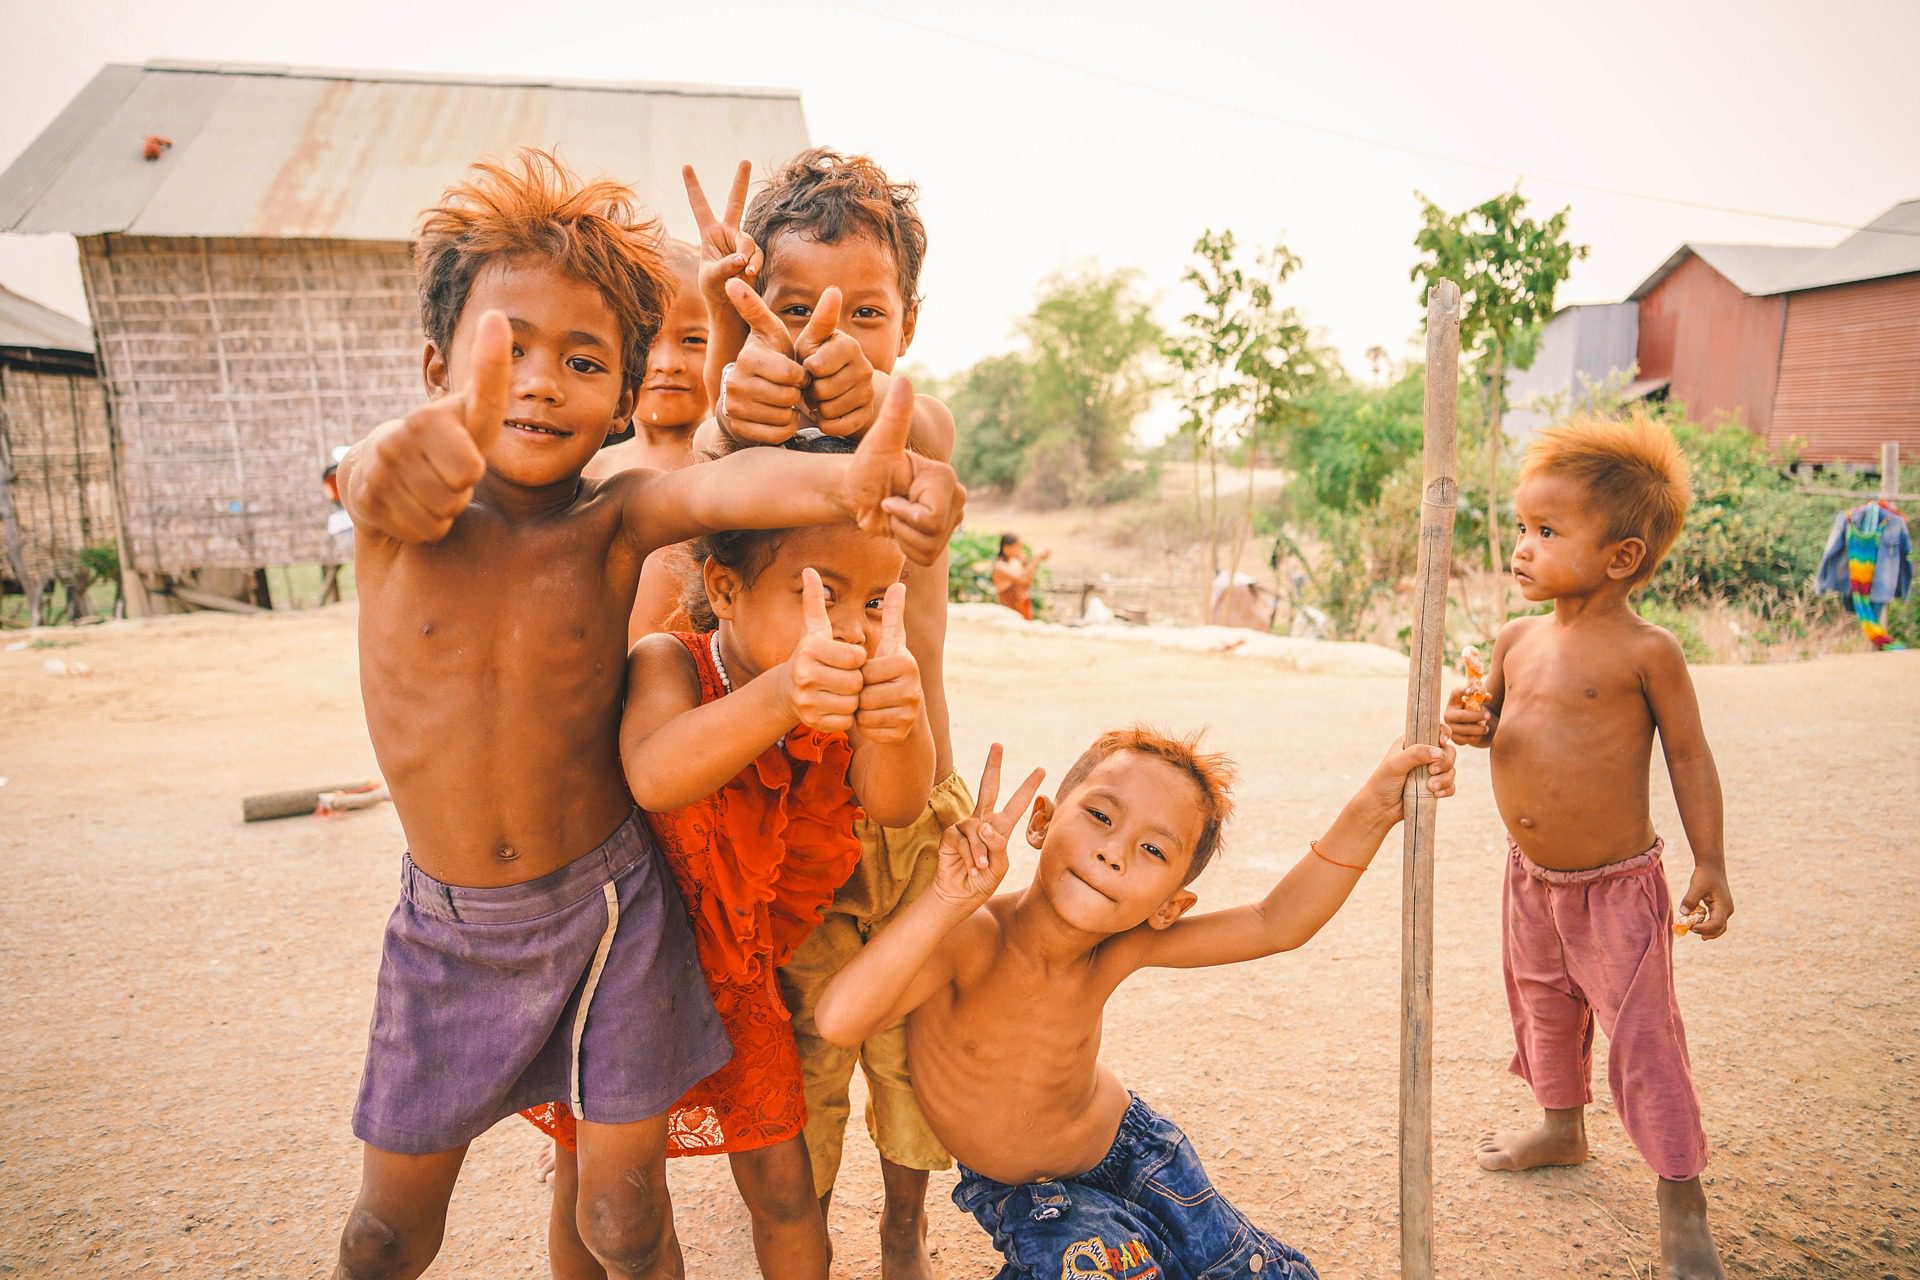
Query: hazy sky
4 0 1918 388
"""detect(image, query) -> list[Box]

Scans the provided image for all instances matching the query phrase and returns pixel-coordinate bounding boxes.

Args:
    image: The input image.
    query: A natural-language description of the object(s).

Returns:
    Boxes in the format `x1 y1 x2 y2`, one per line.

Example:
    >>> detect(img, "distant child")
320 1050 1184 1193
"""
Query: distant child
687 149 966 1277
1444 415 1732 1280
582 239 710 640
816 729 1457 1280
330 150 961 1280
526 430 934 1280
991 532 1048 620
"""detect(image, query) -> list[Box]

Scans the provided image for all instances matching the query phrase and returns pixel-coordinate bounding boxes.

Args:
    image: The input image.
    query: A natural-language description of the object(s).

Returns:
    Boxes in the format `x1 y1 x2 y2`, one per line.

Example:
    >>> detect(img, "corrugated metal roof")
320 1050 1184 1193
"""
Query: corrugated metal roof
1628 200 1920 301
0 61 810 242
1763 199 1920 294
1628 243 1818 300
0 282 94 353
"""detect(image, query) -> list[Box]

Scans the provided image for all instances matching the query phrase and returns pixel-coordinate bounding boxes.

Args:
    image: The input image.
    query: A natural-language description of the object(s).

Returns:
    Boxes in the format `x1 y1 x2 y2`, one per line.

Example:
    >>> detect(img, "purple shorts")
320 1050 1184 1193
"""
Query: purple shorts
352 810 731 1155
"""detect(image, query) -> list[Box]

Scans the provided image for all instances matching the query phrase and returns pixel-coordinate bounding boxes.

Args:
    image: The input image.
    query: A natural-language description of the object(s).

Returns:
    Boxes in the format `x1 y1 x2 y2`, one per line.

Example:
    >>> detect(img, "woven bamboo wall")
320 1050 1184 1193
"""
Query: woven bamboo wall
79 234 422 572
0 358 116 582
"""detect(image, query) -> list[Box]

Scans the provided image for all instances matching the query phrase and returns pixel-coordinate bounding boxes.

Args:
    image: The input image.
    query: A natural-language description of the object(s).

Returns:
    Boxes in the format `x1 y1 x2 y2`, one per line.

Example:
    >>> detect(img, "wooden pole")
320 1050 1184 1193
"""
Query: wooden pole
1402 280 1461 1280
1882 442 1901 502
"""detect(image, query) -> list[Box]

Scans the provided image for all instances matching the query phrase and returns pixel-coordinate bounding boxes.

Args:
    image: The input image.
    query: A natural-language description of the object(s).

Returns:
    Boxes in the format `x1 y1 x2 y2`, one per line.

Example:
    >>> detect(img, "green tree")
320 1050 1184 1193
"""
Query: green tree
948 352 1036 493
1410 190 1588 601
1018 266 1161 503
1165 230 1320 616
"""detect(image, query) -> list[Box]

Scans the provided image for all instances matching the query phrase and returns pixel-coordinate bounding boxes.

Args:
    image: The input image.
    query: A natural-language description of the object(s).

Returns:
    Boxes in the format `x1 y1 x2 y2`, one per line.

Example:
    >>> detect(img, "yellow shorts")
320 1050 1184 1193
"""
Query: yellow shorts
776 770 973 1196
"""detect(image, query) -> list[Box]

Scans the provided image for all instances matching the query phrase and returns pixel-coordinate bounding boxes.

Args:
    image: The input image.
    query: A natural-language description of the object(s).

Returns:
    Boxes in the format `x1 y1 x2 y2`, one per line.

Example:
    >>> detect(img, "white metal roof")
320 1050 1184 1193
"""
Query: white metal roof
1629 200 1920 300
1762 199 1920 294
0 61 811 243
0 283 94 353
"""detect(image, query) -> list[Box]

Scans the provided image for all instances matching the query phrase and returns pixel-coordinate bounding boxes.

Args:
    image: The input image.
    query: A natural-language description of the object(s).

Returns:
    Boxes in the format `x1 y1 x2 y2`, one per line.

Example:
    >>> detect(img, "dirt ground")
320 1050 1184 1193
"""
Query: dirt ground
3 606 1916 1279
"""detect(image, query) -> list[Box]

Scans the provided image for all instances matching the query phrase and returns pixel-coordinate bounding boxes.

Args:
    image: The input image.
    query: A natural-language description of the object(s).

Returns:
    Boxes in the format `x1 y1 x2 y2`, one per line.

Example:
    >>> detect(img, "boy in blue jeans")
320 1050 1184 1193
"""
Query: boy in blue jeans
816 728 1455 1279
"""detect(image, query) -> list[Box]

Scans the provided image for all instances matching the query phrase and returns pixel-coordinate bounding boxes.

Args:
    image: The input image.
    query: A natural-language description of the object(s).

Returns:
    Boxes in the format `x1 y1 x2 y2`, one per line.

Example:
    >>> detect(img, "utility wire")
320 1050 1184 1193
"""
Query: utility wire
839 1 1920 240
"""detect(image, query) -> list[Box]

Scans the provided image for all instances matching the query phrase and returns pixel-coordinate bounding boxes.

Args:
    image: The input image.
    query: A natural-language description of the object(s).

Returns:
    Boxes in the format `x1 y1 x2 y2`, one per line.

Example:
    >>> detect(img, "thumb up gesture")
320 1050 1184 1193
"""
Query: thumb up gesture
842 377 965 565
719 278 813 443
855 582 922 743
781 567 867 734
795 289 877 437
351 310 511 543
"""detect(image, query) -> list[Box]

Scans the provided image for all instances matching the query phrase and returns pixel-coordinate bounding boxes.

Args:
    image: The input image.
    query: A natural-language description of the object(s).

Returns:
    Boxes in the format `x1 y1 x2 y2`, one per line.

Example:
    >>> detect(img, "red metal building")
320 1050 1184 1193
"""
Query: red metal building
1629 200 1920 463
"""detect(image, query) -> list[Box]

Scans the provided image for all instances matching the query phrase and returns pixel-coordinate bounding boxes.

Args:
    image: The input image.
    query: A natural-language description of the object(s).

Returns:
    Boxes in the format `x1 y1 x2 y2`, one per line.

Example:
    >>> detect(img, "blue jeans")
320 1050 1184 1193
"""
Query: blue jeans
953 1094 1318 1280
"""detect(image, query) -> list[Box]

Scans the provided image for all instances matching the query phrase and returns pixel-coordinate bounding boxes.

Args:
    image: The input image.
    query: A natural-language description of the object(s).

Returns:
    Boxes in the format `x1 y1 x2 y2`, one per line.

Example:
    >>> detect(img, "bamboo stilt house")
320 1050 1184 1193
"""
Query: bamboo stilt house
0 61 810 613
0 284 115 617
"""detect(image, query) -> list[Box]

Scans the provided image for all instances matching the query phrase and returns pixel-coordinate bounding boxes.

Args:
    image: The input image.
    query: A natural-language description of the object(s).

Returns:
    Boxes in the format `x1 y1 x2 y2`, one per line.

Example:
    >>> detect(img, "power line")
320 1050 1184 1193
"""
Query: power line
839 1 1920 240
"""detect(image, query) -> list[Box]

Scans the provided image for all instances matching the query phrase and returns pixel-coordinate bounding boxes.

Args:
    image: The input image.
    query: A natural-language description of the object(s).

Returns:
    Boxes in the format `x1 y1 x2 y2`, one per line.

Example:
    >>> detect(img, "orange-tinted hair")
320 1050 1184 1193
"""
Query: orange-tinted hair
744 147 927 307
1521 415 1692 586
1057 727 1237 884
417 149 670 396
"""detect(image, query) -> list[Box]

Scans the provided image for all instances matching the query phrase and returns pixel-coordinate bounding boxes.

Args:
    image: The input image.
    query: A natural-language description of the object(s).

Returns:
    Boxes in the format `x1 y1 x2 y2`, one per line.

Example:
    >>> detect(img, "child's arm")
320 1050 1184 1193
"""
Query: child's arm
1444 618 1522 748
814 746 1046 1047
616 377 964 566
337 311 510 544
1641 629 1733 939
846 583 935 827
1114 737 1456 972
620 572 867 812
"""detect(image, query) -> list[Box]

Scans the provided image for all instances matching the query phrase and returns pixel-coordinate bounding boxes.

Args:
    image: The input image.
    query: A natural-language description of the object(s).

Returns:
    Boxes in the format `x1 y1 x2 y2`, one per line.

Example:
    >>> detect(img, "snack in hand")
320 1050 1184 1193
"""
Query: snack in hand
1672 902 1710 936
1461 645 1490 710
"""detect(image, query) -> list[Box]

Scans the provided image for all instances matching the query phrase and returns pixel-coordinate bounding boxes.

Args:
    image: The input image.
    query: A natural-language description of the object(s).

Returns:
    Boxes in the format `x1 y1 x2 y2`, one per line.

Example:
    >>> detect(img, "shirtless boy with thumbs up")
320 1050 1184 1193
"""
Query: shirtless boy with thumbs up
682 150 967 1278
329 150 963 1280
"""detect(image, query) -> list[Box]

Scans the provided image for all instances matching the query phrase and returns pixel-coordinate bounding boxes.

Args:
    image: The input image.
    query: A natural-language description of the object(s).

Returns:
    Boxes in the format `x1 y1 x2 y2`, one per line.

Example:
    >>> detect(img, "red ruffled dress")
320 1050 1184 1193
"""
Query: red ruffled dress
523 630 863 1154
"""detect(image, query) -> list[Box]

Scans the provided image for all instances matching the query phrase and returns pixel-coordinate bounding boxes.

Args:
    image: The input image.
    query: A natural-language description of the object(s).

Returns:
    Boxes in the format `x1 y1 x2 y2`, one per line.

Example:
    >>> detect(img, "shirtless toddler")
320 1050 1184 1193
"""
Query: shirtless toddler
1445 414 1732 1280
815 730 1456 1279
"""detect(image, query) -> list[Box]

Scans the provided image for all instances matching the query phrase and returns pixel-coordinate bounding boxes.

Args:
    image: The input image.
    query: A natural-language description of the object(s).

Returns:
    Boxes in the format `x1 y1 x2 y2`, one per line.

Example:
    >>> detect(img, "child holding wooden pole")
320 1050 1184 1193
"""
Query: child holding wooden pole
1445 414 1732 1280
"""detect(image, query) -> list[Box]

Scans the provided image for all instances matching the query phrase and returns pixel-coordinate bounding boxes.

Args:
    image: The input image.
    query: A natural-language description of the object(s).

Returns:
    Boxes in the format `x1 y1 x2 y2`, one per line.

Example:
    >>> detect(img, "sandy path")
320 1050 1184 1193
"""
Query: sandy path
2 607 1915 1278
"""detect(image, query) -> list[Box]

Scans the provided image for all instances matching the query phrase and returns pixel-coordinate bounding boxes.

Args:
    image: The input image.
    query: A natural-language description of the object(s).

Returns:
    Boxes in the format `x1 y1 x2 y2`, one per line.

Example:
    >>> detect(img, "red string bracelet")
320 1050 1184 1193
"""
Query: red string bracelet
1311 839 1367 872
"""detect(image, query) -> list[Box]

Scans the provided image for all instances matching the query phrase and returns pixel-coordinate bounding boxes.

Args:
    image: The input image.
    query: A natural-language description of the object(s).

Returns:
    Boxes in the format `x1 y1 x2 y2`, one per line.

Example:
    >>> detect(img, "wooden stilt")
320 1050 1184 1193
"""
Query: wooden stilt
1401 280 1461 1280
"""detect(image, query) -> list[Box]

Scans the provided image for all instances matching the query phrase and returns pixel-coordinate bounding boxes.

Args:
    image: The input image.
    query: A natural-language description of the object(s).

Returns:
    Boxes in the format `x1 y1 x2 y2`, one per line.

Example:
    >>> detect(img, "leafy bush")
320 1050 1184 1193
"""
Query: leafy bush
1648 418 1838 613
1635 597 1712 663
946 528 1050 619
947 530 1001 604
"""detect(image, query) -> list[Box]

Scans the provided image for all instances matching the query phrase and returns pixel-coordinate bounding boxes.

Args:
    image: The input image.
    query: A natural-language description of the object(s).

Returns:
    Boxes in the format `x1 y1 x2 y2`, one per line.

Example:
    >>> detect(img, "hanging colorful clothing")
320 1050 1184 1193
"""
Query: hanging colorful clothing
1817 502 1912 650
522 630 864 1155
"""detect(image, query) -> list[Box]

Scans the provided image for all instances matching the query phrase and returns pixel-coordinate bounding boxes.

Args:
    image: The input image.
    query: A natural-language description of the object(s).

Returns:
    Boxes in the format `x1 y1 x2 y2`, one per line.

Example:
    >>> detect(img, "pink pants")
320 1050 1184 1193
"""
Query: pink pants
1502 836 1708 1181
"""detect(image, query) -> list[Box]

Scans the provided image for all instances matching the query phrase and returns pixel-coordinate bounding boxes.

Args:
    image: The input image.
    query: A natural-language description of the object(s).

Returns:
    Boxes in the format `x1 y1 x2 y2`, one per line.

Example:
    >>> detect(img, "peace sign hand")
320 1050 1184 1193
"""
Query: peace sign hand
855 582 921 743
781 567 867 734
721 279 810 443
933 744 1047 908
683 161 762 301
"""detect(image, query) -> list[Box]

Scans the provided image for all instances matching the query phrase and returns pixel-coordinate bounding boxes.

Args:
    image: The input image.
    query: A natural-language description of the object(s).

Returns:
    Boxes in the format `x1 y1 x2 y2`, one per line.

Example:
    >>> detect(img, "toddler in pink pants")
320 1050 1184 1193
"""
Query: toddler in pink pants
1446 415 1734 1280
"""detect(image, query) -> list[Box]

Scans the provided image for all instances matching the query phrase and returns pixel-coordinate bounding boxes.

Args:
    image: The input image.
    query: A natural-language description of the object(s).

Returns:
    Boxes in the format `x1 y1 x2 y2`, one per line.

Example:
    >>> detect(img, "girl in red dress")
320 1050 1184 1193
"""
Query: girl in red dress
526 470 936 1279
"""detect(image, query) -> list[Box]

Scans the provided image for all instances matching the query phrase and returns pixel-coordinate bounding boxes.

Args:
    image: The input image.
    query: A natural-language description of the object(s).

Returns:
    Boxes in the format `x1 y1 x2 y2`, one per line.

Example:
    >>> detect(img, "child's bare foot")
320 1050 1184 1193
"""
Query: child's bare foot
1475 1107 1587 1171
1656 1176 1725 1279
530 1140 556 1187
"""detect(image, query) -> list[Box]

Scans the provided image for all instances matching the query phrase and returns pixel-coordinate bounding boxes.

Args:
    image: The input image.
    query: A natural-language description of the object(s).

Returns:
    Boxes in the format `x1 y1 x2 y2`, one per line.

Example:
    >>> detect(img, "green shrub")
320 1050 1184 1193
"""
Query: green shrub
947 530 1000 604
1635 597 1712 663
1643 421 1832 612
947 529 1052 619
